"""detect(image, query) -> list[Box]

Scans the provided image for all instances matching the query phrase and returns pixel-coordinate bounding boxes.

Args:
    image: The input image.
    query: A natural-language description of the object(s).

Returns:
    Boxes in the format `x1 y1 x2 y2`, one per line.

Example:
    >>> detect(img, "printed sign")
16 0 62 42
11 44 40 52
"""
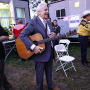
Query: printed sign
69 15 80 28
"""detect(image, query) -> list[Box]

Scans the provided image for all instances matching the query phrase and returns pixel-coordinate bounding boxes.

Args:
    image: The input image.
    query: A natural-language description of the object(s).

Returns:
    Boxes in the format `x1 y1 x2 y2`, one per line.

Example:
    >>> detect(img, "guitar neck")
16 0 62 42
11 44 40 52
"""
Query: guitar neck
37 30 76 44
38 34 66 44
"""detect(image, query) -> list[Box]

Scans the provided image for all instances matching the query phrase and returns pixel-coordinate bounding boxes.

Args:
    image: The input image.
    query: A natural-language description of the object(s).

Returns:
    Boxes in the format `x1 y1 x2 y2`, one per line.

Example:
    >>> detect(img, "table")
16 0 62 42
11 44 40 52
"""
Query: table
63 35 79 43
3 40 16 61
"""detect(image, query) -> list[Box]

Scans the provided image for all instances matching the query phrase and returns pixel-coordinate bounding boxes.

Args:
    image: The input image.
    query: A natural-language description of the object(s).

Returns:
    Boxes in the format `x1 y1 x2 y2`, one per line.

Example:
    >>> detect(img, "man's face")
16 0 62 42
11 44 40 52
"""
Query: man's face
48 18 51 22
53 21 57 26
38 5 49 20
88 15 90 21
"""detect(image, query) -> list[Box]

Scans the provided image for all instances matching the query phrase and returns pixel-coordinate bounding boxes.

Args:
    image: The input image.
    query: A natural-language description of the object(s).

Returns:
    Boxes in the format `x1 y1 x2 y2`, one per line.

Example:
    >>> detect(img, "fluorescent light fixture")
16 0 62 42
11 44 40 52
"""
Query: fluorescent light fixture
0 3 9 8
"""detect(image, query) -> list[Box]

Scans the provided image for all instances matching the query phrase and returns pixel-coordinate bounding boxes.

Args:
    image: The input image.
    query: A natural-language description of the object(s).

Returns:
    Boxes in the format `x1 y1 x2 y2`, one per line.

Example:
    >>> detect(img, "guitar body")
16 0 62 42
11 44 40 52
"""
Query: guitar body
16 33 45 59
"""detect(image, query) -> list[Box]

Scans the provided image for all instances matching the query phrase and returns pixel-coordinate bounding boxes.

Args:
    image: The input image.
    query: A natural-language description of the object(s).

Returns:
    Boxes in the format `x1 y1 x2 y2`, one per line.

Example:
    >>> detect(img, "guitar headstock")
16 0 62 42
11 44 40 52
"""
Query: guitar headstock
52 30 77 41
66 30 77 36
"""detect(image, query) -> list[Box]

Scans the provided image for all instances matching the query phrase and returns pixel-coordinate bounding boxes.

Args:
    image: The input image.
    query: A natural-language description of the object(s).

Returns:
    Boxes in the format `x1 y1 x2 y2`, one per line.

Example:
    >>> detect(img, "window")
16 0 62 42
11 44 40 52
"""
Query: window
61 9 65 17
56 8 66 19
0 2 10 28
16 8 25 18
56 10 60 17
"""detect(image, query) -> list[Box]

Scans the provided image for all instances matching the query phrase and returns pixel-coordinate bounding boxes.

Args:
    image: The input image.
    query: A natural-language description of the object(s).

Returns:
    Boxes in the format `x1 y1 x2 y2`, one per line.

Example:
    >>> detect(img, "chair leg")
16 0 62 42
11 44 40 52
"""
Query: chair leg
60 61 67 77
56 65 62 71
5 44 16 62
71 61 76 71
56 59 76 77
56 58 59 63
56 61 67 71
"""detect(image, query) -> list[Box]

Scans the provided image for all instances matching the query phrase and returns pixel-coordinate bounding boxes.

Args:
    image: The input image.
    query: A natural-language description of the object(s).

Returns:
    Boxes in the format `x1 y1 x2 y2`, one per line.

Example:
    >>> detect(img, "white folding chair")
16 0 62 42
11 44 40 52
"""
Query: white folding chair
55 44 67 63
54 44 76 77
59 39 70 55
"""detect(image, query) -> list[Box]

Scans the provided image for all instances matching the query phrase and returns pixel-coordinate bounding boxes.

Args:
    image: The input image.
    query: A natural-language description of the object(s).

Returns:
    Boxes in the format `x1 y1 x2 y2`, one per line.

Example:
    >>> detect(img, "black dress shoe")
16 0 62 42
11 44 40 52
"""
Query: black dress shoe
82 63 90 67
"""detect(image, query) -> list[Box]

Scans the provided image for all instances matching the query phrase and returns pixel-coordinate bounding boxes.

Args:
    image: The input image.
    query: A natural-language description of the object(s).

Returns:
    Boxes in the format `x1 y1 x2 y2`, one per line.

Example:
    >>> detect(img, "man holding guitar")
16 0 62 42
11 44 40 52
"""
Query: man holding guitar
19 2 60 90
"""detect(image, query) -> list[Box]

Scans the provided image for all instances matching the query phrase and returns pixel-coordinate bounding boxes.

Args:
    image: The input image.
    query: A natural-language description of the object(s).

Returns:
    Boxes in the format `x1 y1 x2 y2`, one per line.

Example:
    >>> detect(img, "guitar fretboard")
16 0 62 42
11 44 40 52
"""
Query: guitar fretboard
38 34 65 44
37 30 76 44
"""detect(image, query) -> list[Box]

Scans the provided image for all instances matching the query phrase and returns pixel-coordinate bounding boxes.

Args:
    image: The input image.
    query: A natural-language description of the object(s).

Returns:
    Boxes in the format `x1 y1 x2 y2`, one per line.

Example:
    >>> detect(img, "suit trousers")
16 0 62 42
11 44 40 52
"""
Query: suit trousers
0 59 11 90
78 35 89 63
35 48 54 90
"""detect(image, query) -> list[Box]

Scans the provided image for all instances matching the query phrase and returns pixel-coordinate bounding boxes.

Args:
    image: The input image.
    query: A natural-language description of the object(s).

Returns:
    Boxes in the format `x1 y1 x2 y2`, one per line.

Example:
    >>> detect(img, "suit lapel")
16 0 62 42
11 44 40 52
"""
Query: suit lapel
47 20 53 33
36 17 46 31
36 17 53 39
36 17 53 32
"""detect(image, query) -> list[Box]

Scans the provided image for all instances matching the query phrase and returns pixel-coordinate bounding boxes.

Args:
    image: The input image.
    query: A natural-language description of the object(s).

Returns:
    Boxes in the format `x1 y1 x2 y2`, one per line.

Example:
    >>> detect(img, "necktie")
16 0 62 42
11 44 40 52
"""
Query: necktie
43 20 53 47
43 20 46 27
43 20 47 36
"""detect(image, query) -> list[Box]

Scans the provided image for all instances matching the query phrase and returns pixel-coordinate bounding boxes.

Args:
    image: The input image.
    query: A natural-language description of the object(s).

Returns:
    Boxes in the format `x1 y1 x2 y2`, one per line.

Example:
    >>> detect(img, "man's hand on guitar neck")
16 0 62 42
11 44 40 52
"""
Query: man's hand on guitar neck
33 46 43 54
48 32 56 38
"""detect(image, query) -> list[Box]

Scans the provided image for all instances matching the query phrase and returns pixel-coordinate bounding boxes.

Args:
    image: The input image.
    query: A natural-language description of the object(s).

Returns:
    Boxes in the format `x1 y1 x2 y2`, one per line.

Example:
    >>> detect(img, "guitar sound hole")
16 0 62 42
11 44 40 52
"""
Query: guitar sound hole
33 41 38 46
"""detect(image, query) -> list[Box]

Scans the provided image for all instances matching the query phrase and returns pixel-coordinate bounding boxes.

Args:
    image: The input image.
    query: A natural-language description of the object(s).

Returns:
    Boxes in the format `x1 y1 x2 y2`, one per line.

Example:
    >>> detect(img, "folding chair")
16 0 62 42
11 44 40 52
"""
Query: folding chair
59 39 70 55
55 44 67 63
54 44 76 77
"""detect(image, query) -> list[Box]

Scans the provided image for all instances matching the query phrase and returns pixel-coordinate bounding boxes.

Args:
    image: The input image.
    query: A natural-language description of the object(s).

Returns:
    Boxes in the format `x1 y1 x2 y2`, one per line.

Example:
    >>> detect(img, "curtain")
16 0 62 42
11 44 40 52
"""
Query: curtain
0 9 10 28
16 8 25 18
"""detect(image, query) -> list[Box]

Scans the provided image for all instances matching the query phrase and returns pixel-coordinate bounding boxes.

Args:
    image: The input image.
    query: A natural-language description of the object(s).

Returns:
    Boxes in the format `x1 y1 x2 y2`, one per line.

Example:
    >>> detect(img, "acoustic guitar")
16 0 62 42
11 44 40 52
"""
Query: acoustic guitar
16 30 77 59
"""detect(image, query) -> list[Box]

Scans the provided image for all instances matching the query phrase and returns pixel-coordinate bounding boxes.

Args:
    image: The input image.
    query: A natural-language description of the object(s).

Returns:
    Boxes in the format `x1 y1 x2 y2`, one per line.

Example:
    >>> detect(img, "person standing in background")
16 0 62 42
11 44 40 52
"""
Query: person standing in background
47 18 51 22
12 19 26 39
12 19 26 62
77 10 90 67
52 20 61 60
0 25 13 90
53 20 60 46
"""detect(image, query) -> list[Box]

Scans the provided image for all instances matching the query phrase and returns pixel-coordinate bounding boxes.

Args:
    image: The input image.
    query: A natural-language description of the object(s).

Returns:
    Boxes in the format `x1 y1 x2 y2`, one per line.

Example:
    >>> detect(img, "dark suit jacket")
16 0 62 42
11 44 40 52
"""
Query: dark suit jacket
19 17 53 62
53 25 60 35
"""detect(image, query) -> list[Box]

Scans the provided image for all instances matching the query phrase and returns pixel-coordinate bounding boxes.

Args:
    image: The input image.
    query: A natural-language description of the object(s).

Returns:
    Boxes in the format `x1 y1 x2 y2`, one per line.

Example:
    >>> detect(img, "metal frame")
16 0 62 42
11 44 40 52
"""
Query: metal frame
3 40 16 61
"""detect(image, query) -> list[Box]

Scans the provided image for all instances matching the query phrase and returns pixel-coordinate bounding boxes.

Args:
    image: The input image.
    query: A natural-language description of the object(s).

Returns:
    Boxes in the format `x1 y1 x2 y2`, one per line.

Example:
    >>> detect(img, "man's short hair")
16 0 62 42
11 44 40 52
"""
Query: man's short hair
53 20 57 22
47 18 51 21
36 2 47 15
18 19 23 23
48 18 51 20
